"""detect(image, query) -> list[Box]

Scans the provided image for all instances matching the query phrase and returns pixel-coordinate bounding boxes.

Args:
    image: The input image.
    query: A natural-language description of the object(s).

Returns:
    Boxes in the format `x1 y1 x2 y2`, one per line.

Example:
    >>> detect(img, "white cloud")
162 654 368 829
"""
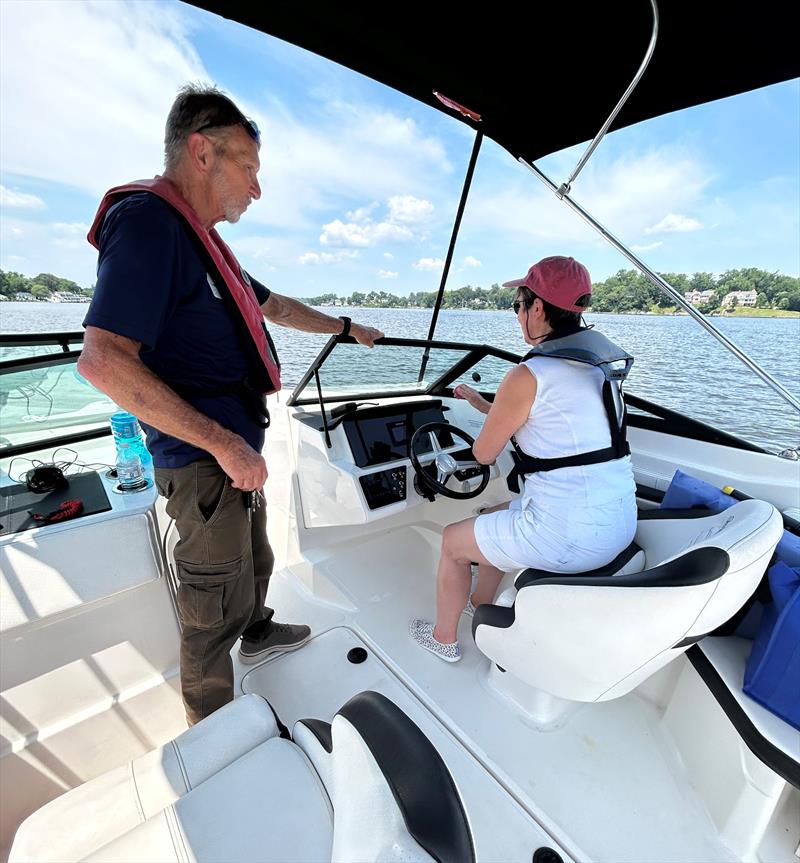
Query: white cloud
468 145 711 250
0 0 457 287
244 99 452 231
346 202 379 223
0 1 207 196
54 222 90 235
318 195 434 249
299 249 360 265
326 102 449 169
377 269 398 279
53 222 91 249
387 195 434 224
383 252 394 260
463 255 481 267
320 218 412 247
630 241 664 252
0 215 97 285
413 257 444 271
645 213 703 234
0 185 45 209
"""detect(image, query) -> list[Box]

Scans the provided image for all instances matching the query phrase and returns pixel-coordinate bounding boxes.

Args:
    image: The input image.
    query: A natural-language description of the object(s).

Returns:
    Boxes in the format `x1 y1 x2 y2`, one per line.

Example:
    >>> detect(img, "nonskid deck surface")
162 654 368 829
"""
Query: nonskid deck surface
247 526 738 863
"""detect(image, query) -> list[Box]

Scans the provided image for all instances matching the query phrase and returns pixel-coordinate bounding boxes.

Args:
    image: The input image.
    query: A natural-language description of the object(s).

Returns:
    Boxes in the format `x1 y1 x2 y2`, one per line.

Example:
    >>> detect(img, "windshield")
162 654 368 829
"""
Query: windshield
287 337 518 405
0 337 115 455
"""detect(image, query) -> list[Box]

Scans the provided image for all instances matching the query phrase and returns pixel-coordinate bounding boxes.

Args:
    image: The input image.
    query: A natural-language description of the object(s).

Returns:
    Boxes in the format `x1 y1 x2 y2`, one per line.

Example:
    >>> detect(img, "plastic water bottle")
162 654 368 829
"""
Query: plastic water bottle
110 411 154 484
115 442 146 490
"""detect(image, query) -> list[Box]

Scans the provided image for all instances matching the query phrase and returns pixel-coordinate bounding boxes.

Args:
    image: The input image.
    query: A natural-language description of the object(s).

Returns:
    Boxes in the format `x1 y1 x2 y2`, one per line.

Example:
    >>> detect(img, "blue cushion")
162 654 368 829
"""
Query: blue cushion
662 469 800 730
743 561 800 731
662 469 800 566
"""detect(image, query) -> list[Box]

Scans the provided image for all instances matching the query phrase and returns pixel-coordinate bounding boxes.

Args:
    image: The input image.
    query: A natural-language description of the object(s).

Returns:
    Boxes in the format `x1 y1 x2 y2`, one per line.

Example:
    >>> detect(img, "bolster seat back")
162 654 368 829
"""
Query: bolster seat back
294 690 475 863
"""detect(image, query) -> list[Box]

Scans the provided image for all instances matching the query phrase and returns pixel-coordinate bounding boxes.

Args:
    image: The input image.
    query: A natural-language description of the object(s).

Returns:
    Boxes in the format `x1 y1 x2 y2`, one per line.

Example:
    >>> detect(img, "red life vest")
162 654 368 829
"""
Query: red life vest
87 176 281 395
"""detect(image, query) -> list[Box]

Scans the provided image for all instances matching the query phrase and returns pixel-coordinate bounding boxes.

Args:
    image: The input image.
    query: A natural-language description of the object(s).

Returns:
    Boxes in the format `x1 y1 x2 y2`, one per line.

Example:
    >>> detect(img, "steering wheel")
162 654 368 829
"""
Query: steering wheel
408 421 490 500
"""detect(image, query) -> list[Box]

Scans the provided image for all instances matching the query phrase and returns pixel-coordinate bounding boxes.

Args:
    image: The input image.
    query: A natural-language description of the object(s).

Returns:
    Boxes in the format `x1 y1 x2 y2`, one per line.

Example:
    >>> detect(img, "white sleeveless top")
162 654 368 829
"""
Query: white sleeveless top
515 356 636 510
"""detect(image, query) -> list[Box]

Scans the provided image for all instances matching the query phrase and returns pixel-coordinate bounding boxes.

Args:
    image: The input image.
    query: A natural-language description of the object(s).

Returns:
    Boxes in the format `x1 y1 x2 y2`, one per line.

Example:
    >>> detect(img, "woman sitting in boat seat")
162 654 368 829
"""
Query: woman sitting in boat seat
411 256 637 662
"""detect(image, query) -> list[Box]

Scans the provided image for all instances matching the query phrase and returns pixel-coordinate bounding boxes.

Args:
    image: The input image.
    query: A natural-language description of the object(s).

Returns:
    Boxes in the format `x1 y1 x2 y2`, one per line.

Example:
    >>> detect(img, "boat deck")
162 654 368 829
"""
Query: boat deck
239 530 739 863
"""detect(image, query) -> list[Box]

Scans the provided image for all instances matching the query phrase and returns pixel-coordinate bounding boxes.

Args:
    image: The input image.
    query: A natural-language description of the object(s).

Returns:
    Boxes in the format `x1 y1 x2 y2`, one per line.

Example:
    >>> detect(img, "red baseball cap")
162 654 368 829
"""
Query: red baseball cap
503 256 592 312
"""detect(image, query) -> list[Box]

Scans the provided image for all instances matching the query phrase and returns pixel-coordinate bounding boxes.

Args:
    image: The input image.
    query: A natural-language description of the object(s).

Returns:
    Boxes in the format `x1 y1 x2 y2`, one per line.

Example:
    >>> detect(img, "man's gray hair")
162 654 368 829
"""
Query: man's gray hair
164 83 248 173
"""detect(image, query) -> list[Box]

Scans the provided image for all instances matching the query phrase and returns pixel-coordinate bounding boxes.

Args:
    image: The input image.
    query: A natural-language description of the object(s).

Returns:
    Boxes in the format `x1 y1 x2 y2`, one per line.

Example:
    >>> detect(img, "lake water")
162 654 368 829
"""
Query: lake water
2 301 798 453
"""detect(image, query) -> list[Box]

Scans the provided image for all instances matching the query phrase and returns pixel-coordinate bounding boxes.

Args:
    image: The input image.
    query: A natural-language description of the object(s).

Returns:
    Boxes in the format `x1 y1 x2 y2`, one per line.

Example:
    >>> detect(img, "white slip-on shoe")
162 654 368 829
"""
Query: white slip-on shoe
410 619 461 662
462 598 477 617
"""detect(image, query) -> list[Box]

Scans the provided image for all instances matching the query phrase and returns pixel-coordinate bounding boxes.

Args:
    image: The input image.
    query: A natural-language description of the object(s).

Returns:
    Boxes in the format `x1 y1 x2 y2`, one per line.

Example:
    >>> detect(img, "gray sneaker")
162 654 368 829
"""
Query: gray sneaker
239 620 311 664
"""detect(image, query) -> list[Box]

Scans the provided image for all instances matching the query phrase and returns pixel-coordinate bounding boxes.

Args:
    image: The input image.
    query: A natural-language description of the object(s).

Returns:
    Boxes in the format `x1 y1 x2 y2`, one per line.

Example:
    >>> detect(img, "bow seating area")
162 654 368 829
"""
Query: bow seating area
10 691 474 863
473 500 785 722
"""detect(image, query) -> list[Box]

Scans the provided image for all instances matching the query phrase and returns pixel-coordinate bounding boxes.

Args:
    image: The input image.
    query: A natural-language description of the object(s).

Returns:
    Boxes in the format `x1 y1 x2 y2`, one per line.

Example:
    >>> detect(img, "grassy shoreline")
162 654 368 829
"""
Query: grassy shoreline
636 306 800 318
305 303 800 318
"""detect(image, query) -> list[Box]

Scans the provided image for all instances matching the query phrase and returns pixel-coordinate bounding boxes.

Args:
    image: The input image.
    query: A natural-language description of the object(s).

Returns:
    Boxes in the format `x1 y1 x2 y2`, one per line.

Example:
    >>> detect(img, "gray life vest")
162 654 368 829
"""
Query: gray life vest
506 327 634 493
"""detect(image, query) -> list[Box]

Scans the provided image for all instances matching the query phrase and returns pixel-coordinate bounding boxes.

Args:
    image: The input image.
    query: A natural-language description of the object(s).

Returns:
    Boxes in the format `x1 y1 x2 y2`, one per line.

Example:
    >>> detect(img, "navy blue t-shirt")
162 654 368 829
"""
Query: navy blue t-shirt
84 193 271 468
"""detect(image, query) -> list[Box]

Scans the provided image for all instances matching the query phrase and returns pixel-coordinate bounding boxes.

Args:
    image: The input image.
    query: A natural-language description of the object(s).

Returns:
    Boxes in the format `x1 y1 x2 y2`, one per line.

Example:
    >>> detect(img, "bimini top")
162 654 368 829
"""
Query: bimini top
187 1 798 163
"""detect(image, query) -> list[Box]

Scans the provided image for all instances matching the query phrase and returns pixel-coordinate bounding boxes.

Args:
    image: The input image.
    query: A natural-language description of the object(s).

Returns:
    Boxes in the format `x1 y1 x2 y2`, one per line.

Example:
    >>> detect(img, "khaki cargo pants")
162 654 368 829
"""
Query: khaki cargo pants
155 459 273 725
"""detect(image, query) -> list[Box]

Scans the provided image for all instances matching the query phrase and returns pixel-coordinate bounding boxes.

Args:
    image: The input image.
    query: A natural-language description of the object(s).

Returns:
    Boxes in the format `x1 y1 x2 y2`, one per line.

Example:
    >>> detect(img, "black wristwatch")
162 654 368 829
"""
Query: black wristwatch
339 316 352 338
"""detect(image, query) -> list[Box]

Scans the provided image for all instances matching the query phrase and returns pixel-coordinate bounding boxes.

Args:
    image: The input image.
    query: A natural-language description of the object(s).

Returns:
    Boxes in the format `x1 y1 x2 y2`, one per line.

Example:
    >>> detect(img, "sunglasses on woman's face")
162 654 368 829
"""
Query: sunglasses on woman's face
512 300 527 314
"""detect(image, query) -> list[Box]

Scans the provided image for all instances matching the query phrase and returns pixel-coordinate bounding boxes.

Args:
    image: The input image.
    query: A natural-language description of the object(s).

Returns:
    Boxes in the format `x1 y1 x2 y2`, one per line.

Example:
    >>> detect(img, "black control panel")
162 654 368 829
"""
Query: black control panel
343 400 452 468
359 467 407 510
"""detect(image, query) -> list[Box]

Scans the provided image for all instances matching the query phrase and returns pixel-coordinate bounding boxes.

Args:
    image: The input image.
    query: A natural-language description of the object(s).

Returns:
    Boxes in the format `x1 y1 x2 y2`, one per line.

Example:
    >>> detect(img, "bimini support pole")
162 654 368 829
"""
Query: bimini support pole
520 157 800 414
558 0 659 198
418 129 484 383
519 0 798 416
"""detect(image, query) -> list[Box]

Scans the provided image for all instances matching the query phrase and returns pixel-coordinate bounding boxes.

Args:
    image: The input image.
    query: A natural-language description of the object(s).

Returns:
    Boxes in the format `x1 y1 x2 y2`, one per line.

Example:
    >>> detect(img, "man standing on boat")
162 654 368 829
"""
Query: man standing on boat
78 84 383 726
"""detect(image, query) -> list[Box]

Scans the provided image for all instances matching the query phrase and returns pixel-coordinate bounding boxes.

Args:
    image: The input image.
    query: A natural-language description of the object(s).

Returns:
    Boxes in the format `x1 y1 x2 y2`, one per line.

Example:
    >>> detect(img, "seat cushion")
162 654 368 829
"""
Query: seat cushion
85 738 334 862
515 539 645 589
10 694 279 862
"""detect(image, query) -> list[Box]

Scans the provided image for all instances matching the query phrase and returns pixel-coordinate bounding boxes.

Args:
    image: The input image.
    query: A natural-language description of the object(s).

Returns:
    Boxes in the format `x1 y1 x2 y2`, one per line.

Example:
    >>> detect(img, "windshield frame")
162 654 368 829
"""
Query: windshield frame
286 333 768 454
285 335 522 407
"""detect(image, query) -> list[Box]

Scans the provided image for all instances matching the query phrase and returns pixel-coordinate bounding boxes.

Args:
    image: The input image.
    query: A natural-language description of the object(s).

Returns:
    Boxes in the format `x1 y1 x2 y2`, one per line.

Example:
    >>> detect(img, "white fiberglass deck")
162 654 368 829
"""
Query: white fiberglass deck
238 528 740 863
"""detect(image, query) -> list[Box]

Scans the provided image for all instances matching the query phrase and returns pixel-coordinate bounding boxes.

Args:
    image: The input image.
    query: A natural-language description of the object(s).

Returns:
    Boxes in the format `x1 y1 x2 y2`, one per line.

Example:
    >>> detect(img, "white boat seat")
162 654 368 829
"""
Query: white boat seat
9 694 280 863
491 538 646 611
473 500 784 704
11 690 474 863
83 736 334 863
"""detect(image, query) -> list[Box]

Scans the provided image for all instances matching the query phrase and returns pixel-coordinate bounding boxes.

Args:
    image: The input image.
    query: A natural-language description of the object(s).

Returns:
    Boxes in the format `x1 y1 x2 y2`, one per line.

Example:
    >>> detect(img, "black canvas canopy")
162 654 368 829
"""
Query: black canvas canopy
187 1 798 162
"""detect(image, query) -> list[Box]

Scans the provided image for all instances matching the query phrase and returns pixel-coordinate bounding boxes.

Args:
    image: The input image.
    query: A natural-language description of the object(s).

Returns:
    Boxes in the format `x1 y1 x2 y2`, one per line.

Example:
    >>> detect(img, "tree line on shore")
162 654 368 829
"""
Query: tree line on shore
0 270 91 300
3 266 798 312
302 268 800 313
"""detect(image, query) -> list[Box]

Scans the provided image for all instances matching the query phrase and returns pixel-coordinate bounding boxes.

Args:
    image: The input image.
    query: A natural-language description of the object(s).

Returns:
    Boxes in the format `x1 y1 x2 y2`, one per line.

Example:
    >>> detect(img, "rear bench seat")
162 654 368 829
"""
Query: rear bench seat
9 695 279 862
11 690 476 863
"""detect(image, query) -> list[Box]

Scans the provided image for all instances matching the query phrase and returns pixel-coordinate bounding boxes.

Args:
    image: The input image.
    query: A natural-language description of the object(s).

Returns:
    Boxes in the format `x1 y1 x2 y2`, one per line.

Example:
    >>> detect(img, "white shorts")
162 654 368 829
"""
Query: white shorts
473 496 637 573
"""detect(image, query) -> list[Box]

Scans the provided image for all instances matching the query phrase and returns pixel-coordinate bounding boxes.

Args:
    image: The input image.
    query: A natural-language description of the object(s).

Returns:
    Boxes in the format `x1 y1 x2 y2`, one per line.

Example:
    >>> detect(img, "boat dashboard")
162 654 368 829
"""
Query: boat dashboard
288 396 508 528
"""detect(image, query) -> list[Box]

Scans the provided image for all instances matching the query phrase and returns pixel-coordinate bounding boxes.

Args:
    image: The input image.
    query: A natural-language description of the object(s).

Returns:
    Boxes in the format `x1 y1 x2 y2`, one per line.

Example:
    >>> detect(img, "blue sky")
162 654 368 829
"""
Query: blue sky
1 0 798 298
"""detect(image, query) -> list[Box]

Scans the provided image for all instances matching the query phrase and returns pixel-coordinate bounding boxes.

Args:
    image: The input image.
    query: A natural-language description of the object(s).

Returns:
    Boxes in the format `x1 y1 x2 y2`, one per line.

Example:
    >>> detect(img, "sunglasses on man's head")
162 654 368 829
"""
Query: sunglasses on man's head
196 117 261 147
